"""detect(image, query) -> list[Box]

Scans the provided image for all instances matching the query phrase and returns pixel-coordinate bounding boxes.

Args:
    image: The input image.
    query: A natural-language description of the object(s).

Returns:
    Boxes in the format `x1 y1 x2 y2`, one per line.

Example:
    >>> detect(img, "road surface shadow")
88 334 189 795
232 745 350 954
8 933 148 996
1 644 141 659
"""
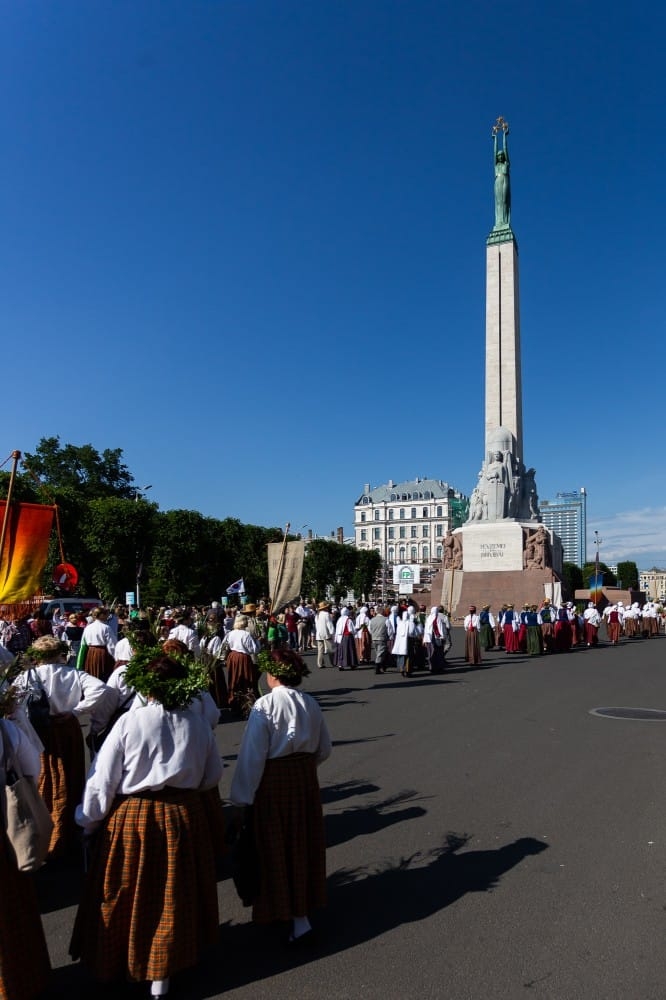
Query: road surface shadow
324 789 429 848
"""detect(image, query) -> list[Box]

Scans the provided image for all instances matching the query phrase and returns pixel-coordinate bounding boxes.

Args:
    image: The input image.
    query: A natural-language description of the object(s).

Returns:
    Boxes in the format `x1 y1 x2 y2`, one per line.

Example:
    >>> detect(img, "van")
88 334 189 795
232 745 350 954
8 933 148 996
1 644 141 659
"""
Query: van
38 597 103 620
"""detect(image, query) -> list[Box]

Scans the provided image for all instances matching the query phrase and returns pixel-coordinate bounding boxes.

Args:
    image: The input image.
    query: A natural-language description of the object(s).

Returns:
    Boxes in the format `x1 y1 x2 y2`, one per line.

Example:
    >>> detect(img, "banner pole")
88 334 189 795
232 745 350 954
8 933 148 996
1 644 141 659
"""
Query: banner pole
270 522 290 611
0 450 21 569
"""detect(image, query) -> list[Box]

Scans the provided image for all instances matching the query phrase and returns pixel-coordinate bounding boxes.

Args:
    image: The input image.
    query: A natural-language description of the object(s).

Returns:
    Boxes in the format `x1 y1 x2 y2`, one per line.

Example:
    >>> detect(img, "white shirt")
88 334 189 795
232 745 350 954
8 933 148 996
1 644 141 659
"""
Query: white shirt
335 614 357 641
226 629 259 655
15 663 116 725
168 624 201 656
230 685 331 806
0 717 41 778
75 701 224 834
315 610 334 641
464 613 481 631
391 614 415 656
114 637 134 663
82 619 116 657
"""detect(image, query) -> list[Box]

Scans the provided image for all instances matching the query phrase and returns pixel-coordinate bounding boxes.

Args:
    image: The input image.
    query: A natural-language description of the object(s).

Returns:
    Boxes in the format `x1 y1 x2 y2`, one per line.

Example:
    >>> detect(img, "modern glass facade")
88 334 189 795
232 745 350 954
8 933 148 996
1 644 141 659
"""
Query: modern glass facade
539 489 587 567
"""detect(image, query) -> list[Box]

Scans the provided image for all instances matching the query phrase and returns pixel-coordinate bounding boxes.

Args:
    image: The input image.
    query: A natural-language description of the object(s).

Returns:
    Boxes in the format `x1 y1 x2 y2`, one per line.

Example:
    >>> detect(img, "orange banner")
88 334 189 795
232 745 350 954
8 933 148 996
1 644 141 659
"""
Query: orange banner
0 502 55 603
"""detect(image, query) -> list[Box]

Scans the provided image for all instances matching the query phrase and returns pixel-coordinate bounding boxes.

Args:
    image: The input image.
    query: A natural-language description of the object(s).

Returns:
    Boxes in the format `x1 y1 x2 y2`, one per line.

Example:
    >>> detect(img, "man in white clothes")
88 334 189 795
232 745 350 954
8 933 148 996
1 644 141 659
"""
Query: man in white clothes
314 601 335 669
168 609 201 657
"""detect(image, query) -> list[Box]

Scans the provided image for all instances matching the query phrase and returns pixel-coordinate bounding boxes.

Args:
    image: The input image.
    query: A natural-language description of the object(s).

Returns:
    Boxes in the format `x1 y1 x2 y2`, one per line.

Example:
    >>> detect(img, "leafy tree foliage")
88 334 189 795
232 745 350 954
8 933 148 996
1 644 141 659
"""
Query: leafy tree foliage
616 561 638 590
352 549 383 601
80 497 157 602
23 437 135 499
561 561 583 599
582 562 617 586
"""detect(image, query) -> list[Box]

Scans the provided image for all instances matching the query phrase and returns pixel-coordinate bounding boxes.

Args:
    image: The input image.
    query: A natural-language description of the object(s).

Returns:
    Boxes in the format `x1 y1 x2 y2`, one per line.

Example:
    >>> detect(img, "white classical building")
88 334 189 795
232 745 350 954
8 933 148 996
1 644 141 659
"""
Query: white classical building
353 478 468 576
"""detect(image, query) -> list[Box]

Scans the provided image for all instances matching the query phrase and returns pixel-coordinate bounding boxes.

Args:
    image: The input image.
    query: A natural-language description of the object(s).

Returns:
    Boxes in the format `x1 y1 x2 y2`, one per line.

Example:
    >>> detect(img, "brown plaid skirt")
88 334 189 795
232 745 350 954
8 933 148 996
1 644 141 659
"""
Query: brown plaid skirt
252 753 326 924
226 651 259 713
0 828 51 1000
38 712 85 859
70 787 218 984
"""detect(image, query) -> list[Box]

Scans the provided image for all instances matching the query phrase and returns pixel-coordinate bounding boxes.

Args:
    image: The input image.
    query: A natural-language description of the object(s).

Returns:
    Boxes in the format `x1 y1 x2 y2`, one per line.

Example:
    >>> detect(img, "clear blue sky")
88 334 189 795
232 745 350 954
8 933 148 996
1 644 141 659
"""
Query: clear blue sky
2 2 664 566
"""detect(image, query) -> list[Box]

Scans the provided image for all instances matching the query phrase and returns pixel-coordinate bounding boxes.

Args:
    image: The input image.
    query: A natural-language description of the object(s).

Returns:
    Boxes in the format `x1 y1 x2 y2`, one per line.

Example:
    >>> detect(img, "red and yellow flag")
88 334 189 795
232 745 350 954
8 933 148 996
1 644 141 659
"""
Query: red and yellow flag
0 502 55 603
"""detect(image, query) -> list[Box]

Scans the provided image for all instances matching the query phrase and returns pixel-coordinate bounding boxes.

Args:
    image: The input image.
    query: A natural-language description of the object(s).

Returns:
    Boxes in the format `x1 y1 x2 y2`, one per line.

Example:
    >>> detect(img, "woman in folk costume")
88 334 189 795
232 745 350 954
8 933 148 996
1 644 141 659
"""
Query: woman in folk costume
0 705 52 1000
391 610 415 677
463 606 483 665
354 606 372 664
79 607 116 681
525 606 543 656
225 614 261 716
230 647 331 943
70 650 223 999
583 602 601 647
14 635 115 859
539 600 555 653
198 617 229 712
554 605 573 652
334 607 358 671
423 606 450 674
517 604 529 653
501 604 519 653
606 604 622 646
478 606 495 651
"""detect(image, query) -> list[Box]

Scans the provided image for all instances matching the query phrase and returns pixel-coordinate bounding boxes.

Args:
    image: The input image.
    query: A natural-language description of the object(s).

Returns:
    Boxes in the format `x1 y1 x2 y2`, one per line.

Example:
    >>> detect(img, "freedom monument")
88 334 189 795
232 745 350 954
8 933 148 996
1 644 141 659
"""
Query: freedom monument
438 118 562 615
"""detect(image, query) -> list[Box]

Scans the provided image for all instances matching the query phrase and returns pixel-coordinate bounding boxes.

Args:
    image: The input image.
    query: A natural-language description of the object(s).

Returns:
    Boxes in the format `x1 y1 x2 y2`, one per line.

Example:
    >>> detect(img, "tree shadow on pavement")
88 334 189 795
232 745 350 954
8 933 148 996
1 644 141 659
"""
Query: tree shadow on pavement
324 789 430 848
320 778 381 805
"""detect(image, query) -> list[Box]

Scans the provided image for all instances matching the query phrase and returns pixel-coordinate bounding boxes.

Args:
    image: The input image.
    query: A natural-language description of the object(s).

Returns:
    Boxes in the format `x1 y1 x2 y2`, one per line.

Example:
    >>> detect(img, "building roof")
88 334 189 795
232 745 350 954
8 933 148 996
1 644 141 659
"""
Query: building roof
355 477 463 505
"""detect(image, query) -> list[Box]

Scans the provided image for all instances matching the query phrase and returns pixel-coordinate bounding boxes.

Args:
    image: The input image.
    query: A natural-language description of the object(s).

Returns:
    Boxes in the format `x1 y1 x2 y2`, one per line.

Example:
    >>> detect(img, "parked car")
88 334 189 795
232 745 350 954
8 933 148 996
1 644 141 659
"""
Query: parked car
38 597 103 620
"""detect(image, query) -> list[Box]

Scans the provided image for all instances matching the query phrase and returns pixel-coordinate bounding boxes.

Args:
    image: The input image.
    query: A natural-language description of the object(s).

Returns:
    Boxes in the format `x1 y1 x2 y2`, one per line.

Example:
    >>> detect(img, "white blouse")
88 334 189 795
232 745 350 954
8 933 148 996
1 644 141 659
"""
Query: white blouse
226 629 259 655
0 717 41 778
75 701 224 834
230 685 331 807
14 663 116 725
81 620 116 656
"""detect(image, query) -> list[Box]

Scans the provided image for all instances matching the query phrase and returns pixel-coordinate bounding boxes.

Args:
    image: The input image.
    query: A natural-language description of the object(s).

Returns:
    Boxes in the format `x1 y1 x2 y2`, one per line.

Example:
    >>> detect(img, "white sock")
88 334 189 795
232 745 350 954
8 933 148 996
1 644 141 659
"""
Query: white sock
151 978 170 997
292 915 312 939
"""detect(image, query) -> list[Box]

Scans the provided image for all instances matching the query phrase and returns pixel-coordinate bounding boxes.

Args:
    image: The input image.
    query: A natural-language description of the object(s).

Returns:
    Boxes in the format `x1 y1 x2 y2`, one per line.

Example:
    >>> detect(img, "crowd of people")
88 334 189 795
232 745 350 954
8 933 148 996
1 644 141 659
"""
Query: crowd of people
0 589 663 998
0 600 332 999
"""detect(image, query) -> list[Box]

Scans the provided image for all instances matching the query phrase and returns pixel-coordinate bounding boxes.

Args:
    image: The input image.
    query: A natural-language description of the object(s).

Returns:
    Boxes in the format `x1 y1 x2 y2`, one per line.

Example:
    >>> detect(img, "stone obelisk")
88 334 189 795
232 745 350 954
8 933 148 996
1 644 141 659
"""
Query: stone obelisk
437 118 562 615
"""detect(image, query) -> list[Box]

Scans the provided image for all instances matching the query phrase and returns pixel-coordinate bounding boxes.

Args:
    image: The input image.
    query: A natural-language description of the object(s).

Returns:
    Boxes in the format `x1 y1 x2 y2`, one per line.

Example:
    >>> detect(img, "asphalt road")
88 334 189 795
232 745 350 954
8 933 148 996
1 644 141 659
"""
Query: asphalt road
39 630 666 999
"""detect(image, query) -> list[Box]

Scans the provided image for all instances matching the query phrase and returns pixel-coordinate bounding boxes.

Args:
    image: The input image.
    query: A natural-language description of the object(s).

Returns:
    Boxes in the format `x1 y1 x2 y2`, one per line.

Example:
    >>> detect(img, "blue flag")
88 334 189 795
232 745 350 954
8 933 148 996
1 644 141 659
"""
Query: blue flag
226 578 245 596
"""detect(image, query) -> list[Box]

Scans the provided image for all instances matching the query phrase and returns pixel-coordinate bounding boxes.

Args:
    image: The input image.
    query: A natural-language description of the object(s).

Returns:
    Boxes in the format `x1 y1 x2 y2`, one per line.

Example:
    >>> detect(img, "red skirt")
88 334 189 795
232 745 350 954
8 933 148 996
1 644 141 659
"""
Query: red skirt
0 829 51 1000
84 644 115 682
226 651 259 714
39 713 85 859
252 753 326 924
503 624 518 652
70 788 218 984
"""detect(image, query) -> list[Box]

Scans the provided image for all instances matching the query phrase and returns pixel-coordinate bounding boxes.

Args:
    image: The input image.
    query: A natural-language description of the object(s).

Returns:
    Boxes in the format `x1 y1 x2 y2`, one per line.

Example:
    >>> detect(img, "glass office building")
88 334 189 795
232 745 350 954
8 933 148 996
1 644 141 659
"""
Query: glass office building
539 489 587 568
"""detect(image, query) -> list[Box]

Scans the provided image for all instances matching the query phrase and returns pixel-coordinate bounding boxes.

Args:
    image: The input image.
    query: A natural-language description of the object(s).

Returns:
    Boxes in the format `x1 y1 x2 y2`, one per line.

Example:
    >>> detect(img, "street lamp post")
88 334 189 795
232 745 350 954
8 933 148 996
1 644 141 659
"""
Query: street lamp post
135 485 152 608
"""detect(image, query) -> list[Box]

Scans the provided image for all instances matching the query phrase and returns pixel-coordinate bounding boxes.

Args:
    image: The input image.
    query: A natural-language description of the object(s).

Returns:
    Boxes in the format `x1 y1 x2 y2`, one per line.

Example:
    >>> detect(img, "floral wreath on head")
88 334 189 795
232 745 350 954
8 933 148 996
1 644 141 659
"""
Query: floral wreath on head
124 644 211 710
257 648 310 685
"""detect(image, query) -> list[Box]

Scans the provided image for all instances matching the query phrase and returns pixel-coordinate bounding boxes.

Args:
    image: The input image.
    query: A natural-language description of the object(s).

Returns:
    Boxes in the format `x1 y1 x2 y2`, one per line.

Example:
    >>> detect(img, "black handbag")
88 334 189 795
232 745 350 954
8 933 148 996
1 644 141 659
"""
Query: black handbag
230 807 260 906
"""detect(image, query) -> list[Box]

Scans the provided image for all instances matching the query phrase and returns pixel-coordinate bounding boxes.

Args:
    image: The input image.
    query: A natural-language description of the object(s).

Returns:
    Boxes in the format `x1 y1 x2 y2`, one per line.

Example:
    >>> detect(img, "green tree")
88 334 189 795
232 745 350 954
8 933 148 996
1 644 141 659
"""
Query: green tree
80 497 157 602
23 437 135 499
616 561 638 589
303 539 357 602
352 549 382 601
561 562 583 599
582 562 617 586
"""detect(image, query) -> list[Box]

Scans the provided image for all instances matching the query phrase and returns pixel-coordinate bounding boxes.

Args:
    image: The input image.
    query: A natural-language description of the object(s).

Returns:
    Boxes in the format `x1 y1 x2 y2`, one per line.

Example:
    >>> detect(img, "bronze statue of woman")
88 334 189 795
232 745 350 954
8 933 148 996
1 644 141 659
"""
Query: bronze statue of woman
492 120 510 228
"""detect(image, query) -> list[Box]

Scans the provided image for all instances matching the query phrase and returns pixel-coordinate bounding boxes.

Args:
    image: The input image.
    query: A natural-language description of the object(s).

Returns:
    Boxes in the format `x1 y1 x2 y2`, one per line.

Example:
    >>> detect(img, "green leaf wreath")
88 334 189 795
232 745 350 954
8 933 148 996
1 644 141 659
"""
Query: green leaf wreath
124 645 211 710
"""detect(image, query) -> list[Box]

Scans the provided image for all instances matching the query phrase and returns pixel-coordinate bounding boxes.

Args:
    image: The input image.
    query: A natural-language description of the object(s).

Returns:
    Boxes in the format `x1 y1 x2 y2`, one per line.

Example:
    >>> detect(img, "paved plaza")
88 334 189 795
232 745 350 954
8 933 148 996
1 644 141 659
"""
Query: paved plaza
41 631 666 999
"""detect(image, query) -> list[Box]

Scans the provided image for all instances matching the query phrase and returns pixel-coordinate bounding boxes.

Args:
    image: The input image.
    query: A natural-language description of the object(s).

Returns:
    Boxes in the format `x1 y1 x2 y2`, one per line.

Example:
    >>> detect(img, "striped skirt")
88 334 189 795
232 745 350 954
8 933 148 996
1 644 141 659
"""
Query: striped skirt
70 788 218 984
0 829 51 1000
39 713 85 859
252 753 327 924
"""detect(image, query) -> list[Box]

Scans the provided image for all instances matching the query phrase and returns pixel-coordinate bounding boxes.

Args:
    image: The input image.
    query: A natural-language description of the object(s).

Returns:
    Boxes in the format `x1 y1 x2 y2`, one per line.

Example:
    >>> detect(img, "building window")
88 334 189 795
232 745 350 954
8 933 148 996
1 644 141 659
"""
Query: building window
388 509 394 520
422 507 428 518
399 546 406 561
436 505 443 517
422 525 429 537
436 545 443 559
436 524 443 536
399 526 406 539
411 526 417 538
411 546 417 561
374 510 380 520
388 546 395 562
388 526 395 540
399 508 405 519
360 512 366 522
360 529 367 541
373 528 380 540
411 507 417 519
423 545 429 559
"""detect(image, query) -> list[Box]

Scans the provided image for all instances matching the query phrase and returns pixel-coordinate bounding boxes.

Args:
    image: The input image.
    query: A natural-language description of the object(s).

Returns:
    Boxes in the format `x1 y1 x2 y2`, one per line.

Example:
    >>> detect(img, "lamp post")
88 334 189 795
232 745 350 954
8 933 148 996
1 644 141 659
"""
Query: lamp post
135 486 152 608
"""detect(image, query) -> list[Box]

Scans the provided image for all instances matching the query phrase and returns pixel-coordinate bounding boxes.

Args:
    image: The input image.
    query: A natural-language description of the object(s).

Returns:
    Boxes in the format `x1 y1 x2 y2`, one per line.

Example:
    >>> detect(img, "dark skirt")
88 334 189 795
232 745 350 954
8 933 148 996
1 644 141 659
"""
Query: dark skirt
464 630 482 665
84 644 115 682
540 622 555 652
335 634 358 668
252 754 326 924
479 623 495 650
70 788 218 984
427 641 446 674
554 620 572 652
0 829 51 1000
526 625 542 656
226 651 259 714
39 713 85 859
